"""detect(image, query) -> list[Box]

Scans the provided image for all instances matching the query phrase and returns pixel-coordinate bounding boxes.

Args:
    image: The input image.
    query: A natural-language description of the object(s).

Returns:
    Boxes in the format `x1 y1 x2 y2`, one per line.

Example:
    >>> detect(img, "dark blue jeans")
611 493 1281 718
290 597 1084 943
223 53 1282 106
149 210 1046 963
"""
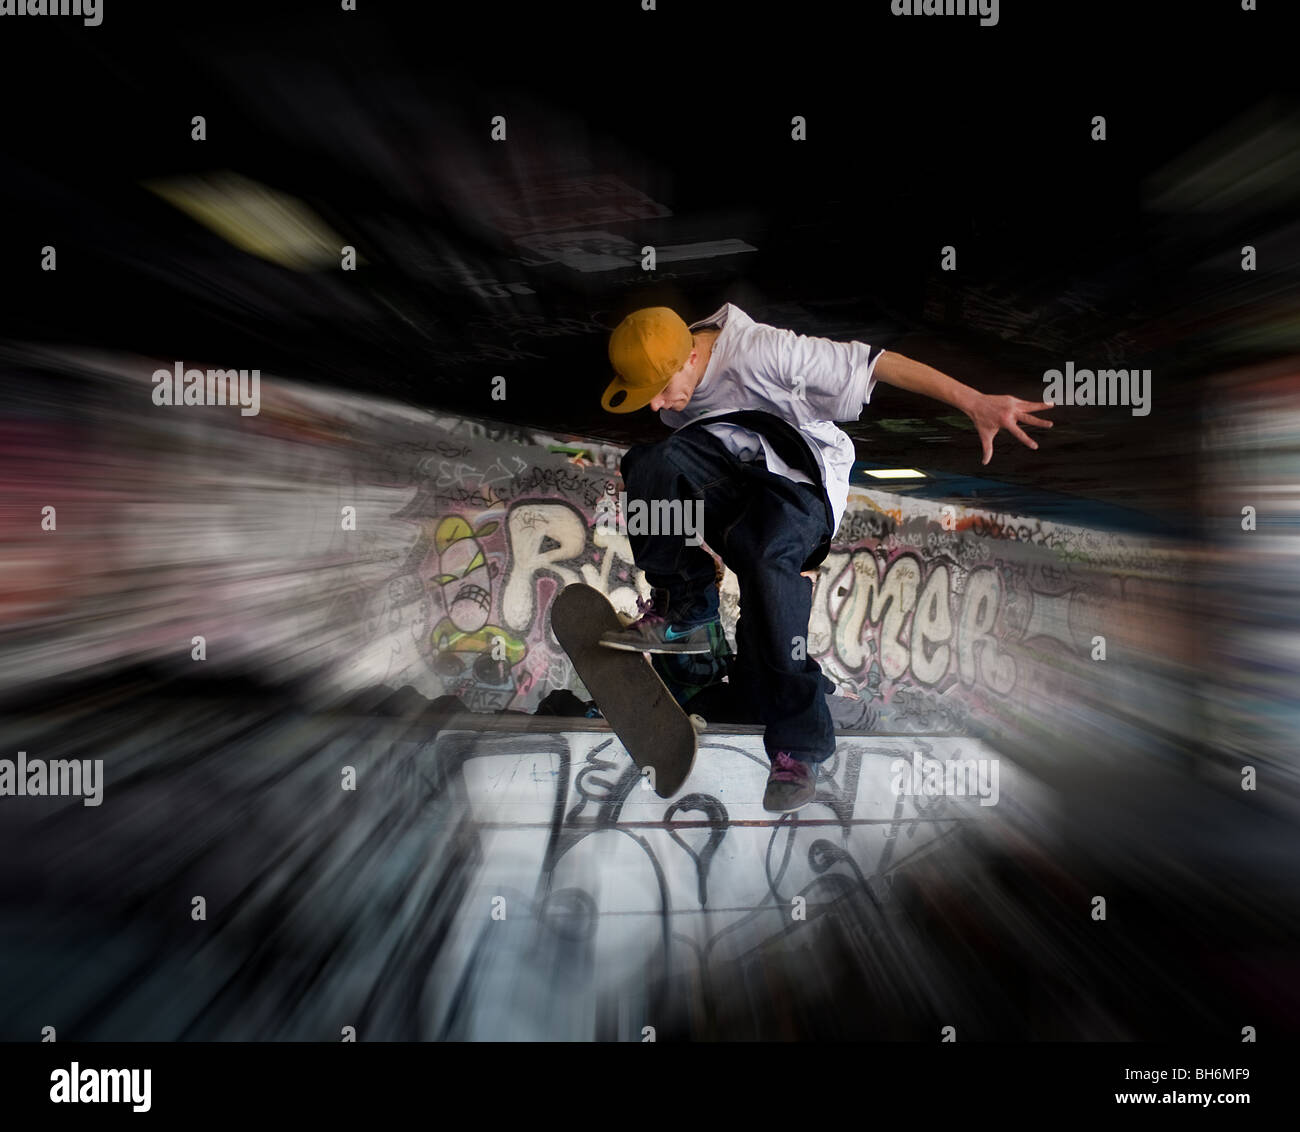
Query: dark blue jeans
620 427 835 764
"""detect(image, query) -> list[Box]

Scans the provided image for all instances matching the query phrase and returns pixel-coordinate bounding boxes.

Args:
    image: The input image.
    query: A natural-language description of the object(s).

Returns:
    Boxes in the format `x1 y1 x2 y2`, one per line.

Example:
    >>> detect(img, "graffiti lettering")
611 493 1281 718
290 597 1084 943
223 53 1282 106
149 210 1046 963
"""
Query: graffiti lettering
503 501 587 633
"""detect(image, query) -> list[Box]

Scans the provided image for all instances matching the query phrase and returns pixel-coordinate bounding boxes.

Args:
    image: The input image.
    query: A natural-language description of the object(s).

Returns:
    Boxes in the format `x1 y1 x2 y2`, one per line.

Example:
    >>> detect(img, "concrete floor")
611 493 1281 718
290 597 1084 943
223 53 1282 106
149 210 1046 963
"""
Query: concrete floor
5 678 1292 1042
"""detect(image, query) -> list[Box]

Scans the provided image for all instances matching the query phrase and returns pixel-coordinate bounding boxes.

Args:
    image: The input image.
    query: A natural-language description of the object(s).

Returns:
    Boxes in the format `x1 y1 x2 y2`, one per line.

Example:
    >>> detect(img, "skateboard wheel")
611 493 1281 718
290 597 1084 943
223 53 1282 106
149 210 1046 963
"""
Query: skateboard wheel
689 713 707 734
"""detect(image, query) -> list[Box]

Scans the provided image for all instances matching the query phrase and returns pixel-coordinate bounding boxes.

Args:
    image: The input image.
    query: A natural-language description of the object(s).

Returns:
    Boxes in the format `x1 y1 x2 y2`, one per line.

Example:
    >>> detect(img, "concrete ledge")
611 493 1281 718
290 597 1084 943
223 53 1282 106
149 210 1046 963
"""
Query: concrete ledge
412 709 962 740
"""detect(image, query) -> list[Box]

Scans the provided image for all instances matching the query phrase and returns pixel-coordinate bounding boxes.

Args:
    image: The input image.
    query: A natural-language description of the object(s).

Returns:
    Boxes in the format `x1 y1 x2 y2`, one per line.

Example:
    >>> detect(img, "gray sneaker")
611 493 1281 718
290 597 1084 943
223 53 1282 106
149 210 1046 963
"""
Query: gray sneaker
763 751 818 812
600 595 717 655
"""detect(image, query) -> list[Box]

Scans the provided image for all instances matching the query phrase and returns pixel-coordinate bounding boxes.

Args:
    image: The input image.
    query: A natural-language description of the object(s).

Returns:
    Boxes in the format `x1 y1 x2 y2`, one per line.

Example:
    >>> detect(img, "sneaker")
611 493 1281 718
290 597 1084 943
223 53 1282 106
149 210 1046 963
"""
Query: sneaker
600 594 717 655
763 751 818 813
650 619 734 708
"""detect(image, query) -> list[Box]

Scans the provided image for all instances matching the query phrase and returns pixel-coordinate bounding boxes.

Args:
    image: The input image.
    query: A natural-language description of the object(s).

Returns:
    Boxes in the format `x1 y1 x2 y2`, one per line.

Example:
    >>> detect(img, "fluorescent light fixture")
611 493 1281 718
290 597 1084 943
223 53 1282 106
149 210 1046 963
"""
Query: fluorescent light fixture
863 468 927 480
143 170 349 271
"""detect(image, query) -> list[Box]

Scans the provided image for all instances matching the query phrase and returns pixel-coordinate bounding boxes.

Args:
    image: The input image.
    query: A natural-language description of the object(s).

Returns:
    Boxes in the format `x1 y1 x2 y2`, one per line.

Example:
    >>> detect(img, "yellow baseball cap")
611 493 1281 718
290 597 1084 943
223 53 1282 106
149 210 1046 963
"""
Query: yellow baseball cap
602 307 694 413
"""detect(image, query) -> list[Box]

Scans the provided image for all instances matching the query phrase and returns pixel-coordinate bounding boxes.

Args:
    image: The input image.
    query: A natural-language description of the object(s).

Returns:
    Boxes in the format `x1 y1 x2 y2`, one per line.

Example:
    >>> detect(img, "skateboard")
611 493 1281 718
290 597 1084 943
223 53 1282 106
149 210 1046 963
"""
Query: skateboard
550 583 700 798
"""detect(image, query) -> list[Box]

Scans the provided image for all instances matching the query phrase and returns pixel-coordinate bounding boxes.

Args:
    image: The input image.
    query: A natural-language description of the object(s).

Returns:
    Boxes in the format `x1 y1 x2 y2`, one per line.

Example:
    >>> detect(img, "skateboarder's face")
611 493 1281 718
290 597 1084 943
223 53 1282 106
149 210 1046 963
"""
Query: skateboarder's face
649 367 696 412
648 332 713 412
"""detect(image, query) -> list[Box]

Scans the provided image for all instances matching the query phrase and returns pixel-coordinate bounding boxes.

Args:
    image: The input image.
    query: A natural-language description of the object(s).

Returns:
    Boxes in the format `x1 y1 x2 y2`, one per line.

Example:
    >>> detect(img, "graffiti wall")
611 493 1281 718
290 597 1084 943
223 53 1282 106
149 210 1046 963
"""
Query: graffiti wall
1 347 1188 751
429 724 1048 1041
361 411 1187 741
390 429 644 713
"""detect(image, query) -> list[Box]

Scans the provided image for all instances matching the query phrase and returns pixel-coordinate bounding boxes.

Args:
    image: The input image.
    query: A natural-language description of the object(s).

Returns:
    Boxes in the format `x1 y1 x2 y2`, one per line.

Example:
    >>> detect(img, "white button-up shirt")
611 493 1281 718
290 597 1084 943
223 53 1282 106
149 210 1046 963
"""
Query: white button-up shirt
659 303 882 534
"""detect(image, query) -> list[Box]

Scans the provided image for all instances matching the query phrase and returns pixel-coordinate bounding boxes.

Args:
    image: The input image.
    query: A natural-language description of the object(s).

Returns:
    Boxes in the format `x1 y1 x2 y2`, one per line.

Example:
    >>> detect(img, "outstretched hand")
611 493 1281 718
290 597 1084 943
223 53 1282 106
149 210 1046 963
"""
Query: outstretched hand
967 395 1055 466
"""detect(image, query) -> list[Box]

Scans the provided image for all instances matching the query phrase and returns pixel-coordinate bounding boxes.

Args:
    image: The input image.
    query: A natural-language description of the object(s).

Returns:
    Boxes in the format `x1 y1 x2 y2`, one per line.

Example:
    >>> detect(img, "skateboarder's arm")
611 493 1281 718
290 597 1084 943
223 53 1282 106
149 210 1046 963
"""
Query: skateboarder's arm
872 351 981 415
873 351 1055 466
771 325 882 421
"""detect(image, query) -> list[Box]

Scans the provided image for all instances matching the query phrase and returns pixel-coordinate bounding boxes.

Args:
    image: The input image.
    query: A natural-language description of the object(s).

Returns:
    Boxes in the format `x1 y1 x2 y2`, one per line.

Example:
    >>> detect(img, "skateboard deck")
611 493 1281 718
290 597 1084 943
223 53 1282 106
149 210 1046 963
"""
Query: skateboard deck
551 583 697 798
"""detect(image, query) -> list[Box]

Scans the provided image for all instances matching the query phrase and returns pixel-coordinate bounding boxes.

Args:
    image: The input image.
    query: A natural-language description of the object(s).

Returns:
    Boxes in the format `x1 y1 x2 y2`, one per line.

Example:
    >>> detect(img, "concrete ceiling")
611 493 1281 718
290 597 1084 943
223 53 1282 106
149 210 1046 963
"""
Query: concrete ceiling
2 4 1293 536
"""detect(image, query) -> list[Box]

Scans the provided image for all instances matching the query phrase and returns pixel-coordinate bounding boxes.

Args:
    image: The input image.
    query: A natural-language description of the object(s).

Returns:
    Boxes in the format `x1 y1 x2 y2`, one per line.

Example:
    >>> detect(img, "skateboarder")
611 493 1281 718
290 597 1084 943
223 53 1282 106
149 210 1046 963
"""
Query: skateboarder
599 304 1053 812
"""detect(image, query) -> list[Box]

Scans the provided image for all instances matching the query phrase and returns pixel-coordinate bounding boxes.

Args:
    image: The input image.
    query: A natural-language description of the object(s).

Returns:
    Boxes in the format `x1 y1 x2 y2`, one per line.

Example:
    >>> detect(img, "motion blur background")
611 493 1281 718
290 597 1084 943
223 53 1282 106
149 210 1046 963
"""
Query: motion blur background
1 2 1297 1040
